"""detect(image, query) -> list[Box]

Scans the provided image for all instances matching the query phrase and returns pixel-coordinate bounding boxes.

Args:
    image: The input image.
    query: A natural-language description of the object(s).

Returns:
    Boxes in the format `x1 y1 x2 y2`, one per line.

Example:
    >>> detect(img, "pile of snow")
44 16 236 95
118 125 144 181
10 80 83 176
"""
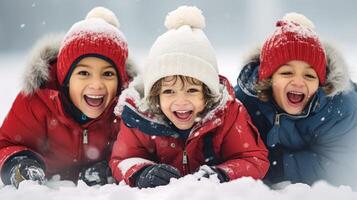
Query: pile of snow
1 176 357 200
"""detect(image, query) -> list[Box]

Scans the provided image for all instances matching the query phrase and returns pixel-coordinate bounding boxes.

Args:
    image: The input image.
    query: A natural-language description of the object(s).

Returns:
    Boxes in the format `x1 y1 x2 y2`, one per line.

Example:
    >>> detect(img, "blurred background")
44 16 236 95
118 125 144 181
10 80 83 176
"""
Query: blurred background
0 0 356 121
1 0 356 54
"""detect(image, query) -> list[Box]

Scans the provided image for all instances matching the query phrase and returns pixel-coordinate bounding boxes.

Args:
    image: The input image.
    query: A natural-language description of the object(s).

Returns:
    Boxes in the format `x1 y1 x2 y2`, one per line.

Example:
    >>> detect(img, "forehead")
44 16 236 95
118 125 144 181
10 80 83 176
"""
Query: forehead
279 60 315 71
75 57 114 69
161 75 202 87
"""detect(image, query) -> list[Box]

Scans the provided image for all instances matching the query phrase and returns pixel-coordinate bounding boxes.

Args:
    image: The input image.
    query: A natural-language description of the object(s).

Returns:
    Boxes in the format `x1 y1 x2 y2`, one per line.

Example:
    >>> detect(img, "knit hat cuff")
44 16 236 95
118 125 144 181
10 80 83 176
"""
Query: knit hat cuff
143 53 220 98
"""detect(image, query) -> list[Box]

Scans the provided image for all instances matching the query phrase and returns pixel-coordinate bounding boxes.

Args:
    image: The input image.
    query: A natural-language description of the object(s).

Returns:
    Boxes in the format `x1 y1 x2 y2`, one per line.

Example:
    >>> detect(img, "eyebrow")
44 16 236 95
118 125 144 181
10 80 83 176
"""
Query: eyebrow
75 64 114 69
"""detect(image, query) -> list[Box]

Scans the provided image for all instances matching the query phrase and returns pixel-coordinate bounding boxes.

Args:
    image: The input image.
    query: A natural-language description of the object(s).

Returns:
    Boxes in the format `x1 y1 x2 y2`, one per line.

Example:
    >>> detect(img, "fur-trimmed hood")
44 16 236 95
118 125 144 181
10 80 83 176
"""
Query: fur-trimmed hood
240 41 352 97
22 33 139 95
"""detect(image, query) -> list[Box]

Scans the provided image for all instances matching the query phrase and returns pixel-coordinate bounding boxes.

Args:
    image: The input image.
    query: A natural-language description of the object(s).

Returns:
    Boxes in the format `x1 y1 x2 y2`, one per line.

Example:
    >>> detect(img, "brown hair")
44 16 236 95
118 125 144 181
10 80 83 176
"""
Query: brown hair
147 75 219 117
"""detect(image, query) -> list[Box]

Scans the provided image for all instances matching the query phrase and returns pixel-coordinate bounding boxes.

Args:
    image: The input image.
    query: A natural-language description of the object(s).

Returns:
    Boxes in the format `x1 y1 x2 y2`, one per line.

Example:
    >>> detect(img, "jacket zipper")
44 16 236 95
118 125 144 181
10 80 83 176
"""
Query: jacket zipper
83 129 89 144
182 147 188 174
275 113 280 126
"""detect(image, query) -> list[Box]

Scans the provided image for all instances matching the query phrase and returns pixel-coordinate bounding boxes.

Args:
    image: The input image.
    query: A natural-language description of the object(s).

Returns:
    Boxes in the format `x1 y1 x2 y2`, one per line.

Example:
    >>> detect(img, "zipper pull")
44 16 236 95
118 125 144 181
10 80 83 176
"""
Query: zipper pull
183 150 188 164
275 114 280 126
83 129 88 144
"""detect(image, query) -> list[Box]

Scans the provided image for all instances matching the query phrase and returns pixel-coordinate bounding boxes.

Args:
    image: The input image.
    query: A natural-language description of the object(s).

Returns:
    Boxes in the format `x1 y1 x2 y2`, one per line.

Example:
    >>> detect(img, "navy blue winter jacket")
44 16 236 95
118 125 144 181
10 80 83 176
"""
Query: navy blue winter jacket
234 43 357 187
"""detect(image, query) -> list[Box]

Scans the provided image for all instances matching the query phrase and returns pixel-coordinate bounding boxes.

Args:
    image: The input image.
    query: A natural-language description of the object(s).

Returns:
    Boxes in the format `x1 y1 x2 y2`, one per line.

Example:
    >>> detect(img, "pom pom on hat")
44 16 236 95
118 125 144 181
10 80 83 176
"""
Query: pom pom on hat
164 6 205 30
143 6 219 99
259 12 327 84
86 6 120 28
282 12 315 29
57 6 128 87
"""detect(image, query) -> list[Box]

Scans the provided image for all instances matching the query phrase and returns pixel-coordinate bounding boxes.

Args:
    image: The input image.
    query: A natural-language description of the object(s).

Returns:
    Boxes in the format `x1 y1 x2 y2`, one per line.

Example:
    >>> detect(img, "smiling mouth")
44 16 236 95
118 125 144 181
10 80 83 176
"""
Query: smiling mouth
84 95 104 107
287 91 305 104
174 110 193 121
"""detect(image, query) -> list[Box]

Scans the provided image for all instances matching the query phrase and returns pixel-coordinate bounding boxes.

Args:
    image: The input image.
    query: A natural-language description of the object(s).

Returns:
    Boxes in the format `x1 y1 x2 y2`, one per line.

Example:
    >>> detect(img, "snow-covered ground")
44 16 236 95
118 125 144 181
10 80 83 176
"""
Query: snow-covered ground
1 51 357 199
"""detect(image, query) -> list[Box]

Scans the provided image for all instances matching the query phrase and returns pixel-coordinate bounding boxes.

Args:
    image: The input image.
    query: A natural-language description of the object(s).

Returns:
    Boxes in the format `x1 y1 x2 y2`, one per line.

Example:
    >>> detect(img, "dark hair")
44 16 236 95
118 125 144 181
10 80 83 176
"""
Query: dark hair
148 75 219 117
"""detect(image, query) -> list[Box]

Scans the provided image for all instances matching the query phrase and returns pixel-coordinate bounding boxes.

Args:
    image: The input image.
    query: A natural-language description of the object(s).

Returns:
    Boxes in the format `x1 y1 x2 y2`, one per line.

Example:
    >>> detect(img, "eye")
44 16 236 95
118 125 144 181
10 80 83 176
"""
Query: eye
279 71 293 76
305 74 317 79
78 71 90 76
103 71 116 77
162 89 174 94
187 88 200 93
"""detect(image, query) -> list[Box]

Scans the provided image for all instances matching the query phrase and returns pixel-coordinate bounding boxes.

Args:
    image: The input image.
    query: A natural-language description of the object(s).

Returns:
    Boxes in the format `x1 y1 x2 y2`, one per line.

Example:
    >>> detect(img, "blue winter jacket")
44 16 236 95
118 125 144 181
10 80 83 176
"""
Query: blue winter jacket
234 43 357 187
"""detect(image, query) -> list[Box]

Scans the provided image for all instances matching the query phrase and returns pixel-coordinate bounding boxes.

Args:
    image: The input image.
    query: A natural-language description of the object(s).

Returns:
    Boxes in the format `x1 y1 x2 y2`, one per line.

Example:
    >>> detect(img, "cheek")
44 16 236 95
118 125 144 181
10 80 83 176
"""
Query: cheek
271 84 287 109
68 86 82 109
272 82 285 99
309 82 319 94
159 95 170 113
68 80 82 103
194 96 206 112
107 81 118 96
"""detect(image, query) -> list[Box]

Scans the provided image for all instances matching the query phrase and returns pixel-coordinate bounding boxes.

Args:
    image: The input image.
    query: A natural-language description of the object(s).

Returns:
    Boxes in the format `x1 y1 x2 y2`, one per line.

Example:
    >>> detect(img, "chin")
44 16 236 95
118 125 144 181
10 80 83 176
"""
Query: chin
84 111 102 119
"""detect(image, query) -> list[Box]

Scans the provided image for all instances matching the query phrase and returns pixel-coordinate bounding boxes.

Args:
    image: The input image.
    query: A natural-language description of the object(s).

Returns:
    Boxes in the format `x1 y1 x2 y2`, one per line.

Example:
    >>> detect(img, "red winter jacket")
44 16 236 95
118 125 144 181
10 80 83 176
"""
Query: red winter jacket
110 76 269 186
0 34 136 182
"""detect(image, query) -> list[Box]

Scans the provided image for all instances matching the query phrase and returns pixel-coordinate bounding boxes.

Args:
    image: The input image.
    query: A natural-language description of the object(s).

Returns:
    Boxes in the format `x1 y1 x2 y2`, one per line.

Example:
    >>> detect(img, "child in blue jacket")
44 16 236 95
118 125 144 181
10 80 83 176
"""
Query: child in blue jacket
234 12 357 187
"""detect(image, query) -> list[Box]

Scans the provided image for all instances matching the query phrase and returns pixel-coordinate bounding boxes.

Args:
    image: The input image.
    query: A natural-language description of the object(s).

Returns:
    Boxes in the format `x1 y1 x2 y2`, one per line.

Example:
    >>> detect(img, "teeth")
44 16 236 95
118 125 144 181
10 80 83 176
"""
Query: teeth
176 110 189 113
289 91 303 95
86 95 104 99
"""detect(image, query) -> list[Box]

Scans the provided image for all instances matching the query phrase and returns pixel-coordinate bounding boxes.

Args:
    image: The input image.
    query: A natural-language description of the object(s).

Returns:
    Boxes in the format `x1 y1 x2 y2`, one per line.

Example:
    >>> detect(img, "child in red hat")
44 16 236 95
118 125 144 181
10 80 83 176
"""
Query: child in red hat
0 7 136 187
235 12 357 187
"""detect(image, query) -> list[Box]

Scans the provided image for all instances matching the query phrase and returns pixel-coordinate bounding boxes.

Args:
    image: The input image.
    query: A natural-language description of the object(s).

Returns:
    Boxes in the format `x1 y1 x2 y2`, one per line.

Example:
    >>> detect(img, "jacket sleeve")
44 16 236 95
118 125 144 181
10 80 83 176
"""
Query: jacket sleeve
110 122 155 186
280 108 357 186
0 92 46 174
215 102 270 180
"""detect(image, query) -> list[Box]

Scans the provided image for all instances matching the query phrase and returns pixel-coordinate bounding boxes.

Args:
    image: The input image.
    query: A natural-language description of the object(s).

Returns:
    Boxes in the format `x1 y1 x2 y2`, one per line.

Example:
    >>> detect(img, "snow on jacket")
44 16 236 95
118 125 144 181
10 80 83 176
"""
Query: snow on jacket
0 34 137 181
234 42 357 187
110 75 269 186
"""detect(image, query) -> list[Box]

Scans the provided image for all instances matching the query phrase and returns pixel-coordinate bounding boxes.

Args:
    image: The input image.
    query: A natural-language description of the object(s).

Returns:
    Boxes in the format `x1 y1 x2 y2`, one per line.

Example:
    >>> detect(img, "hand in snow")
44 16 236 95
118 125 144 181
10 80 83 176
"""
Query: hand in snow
135 164 181 188
9 157 46 188
79 160 113 186
194 165 229 183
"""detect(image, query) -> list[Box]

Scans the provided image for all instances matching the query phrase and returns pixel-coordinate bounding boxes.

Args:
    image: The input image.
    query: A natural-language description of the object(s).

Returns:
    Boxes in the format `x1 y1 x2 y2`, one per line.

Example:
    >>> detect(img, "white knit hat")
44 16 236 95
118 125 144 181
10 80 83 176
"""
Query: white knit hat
143 6 219 99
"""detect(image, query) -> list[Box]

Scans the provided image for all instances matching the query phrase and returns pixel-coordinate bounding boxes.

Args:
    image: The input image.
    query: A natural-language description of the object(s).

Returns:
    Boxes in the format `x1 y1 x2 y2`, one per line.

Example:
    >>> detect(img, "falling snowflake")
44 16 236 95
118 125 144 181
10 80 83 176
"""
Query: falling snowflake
86 146 100 160
255 111 261 116
243 142 250 148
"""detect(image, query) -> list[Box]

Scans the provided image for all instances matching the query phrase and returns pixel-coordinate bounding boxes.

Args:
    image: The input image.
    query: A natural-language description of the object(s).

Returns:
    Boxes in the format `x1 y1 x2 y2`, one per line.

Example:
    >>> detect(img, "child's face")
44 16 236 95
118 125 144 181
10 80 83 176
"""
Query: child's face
69 57 118 118
159 76 205 130
271 60 319 115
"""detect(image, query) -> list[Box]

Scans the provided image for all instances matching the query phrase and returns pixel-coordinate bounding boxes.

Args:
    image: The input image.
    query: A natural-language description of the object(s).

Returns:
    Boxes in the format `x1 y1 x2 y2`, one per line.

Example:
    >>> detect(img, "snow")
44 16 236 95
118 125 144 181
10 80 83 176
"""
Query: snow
1 51 357 198
0 177 357 200
63 17 127 50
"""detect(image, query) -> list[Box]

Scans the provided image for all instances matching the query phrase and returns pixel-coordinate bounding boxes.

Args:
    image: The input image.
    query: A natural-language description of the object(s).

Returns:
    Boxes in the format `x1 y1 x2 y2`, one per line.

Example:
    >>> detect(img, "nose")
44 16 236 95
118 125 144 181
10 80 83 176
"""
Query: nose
173 93 190 106
88 77 105 90
291 76 305 87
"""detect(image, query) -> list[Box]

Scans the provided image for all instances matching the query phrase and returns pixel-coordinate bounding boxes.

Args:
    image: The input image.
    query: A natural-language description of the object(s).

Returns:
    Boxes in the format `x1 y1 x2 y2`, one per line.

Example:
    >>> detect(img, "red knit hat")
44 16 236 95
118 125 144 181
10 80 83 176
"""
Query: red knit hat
57 7 129 87
259 12 326 84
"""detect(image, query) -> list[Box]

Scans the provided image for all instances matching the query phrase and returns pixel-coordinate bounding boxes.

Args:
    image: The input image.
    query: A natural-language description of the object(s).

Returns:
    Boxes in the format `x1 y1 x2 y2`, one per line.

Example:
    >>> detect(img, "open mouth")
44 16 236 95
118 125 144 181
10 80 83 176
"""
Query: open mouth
174 110 193 121
287 91 305 104
84 95 105 107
